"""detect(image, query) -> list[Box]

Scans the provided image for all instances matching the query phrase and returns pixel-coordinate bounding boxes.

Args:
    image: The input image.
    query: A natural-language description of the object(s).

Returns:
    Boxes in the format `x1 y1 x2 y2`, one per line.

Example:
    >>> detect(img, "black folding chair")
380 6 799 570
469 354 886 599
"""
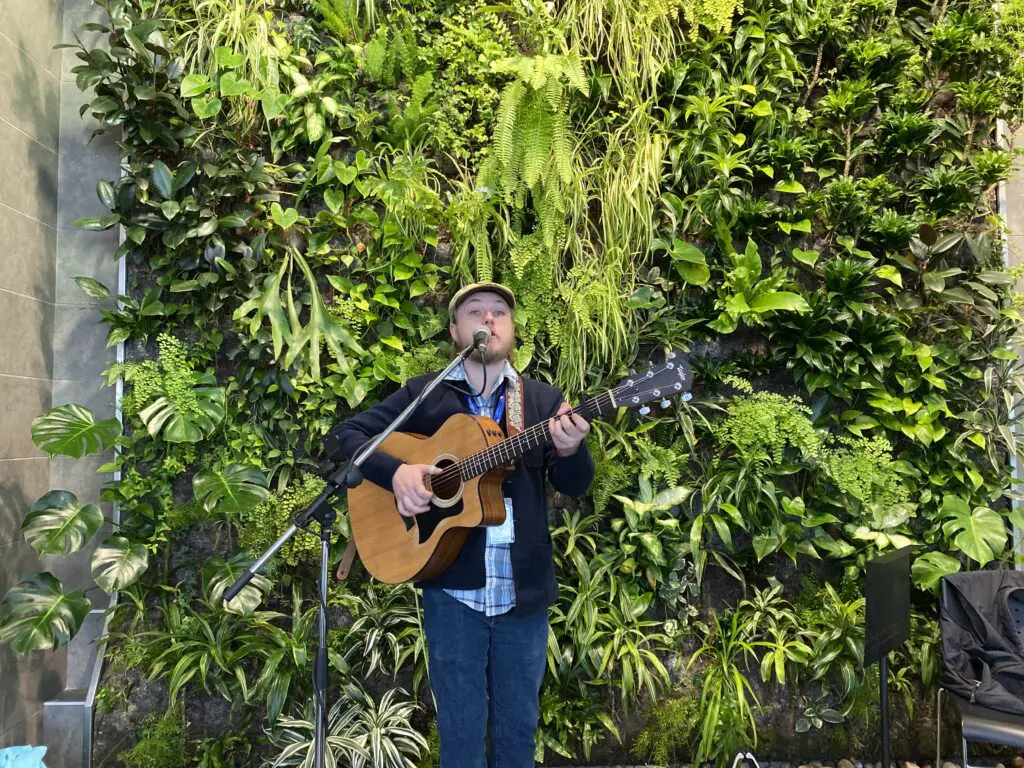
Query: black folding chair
937 576 1024 767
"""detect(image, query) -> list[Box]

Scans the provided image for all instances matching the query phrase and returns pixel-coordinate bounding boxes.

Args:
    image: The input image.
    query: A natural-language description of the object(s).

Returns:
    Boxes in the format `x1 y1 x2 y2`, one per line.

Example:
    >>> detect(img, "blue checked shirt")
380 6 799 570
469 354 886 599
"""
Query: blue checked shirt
443 360 518 616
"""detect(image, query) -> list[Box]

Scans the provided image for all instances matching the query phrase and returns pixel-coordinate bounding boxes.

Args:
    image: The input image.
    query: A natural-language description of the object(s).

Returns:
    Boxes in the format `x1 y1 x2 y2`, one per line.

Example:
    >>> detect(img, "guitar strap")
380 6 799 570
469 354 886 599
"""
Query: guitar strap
505 374 525 438
338 369 527 581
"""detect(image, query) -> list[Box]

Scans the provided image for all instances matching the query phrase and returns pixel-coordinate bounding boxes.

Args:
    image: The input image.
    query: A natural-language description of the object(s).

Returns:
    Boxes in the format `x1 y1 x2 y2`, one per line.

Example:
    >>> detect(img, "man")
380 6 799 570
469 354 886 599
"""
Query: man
331 282 594 767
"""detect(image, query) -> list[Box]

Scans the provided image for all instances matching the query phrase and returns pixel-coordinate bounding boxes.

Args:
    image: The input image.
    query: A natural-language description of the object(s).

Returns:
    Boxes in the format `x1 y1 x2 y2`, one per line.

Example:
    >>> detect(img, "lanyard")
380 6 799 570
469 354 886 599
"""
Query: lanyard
466 379 506 426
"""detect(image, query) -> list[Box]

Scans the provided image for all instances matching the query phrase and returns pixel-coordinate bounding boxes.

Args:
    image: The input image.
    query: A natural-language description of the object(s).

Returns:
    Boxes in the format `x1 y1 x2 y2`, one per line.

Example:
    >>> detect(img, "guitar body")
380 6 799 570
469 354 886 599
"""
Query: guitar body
347 413 510 584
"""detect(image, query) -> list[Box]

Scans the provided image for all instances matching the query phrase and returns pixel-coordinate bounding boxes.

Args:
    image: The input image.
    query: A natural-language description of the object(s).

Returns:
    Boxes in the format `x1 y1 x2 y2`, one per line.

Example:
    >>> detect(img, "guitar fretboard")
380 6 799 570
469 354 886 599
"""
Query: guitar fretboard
458 391 614 479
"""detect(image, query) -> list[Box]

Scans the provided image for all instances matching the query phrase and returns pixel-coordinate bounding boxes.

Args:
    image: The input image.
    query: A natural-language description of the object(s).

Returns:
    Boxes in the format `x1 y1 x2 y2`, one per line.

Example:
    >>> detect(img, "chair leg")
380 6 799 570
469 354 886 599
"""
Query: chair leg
936 687 943 768
962 733 970 768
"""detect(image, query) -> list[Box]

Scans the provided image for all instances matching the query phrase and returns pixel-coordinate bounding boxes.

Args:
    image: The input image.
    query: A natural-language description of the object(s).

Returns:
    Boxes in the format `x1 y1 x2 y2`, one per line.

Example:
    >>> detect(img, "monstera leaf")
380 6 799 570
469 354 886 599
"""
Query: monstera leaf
941 495 1007 566
21 491 104 556
0 572 91 653
138 372 226 443
202 551 272 616
92 536 149 592
193 464 270 515
911 551 962 591
31 403 119 458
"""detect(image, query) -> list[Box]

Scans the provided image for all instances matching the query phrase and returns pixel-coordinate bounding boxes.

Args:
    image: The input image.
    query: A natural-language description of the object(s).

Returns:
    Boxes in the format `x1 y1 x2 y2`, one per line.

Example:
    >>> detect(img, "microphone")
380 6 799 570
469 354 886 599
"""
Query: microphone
472 326 491 355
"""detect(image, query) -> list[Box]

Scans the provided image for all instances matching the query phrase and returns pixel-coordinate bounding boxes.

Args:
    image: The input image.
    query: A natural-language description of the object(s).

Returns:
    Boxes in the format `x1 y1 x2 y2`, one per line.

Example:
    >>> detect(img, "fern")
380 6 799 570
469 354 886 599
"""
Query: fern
481 52 588 250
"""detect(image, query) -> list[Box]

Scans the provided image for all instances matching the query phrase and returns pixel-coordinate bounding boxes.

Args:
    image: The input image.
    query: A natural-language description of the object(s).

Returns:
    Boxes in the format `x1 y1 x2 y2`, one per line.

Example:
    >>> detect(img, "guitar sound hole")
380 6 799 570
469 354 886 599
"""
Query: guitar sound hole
429 458 461 502
404 458 463 544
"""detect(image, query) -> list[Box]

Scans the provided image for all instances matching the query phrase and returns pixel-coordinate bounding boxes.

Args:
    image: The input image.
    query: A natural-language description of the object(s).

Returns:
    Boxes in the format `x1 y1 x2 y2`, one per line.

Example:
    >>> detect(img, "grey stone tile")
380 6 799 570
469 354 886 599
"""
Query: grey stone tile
66 609 104 690
61 5 109 83
0 207 56 302
0 456 50 550
51 304 112 381
0 374 51 461
0 35 60 152
57 81 119 158
57 149 120 230
49 454 111 516
43 703 88 768
0 118 59 226
50 376 115 415
0 0 63 75
0 710 43 750
0 291 54 379
55 227 117 306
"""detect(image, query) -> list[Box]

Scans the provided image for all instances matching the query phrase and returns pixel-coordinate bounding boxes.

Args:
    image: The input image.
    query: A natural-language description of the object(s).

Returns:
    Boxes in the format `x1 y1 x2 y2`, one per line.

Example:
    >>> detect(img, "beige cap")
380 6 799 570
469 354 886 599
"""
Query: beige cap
447 281 516 317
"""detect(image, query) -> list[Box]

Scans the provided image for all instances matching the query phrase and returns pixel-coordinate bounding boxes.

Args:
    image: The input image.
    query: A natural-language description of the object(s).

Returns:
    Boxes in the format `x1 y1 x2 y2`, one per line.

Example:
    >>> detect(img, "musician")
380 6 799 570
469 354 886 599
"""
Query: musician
331 281 595 767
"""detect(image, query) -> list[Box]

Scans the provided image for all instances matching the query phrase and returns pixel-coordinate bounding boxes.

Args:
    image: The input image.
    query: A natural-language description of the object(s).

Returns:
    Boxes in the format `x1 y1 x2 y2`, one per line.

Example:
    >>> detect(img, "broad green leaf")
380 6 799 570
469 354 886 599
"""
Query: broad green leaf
791 248 819 267
911 551 961 591
749 291 810 313
324 188 345 213
775 179 806 194
191 95 222 119
202 551 271 616
941 496 1007 566
74 276 110 301
0 572 90 653
876 265 902 287
74 215 120 231
91 535 149 592
219 72 251 97
214 46 245 68
193 464 270 514
31 403 119 458
751 100 772 117
151 160 174 198
22 490 103 556
161 200 180 220
180 74 210 98
138 377 226 444
96 180 117 209
271 203 299 230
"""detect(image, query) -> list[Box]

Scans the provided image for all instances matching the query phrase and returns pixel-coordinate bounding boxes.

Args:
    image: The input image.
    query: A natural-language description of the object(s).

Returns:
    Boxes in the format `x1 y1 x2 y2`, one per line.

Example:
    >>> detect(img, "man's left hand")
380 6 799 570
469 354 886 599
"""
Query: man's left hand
549 402 590 457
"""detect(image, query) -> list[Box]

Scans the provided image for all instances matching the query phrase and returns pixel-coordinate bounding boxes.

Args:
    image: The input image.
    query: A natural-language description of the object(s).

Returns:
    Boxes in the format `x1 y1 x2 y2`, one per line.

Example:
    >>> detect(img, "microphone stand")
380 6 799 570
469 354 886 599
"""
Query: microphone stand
223 335 487 768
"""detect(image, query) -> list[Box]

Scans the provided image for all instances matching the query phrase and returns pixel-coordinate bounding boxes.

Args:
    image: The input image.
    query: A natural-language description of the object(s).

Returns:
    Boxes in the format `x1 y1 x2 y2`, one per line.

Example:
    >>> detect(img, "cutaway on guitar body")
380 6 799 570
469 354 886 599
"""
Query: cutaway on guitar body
347 413 509 584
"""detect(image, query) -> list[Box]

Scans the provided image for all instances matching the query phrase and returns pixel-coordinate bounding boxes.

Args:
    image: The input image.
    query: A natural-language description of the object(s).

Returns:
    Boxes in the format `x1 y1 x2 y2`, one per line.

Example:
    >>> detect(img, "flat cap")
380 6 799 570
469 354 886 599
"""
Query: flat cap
447 281 516 317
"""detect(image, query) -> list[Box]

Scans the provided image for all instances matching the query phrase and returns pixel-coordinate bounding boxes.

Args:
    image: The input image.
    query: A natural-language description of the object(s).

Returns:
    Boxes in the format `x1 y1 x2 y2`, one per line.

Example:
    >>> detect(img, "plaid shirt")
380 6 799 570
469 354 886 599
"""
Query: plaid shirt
442 360 518 616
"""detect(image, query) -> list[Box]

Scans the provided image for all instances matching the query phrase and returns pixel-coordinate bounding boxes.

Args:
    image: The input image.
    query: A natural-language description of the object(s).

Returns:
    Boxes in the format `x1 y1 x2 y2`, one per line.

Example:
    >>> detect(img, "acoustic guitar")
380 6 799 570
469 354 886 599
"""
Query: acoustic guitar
347 351 693 584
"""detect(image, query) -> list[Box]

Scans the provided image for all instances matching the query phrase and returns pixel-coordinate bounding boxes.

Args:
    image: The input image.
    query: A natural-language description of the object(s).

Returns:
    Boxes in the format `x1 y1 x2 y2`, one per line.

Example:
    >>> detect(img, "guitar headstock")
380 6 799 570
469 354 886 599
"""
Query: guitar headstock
584 351 693 420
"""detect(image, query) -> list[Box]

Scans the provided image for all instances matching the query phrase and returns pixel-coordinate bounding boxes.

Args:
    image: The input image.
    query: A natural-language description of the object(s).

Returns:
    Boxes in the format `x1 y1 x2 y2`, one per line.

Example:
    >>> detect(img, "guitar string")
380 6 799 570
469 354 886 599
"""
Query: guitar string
427 376 689 490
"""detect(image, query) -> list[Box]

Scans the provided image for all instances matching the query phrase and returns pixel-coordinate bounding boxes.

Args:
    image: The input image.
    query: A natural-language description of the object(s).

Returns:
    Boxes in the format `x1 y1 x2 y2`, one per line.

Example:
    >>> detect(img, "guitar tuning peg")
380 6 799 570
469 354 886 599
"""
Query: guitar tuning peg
660 399 670 408
683 392 693 402
639 406 651 416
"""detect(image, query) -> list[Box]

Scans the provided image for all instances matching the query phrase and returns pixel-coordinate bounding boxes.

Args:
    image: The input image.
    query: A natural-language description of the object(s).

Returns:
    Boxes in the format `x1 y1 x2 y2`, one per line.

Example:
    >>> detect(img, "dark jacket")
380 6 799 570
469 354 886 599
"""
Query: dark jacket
940 570 1024 714
329 370 595 615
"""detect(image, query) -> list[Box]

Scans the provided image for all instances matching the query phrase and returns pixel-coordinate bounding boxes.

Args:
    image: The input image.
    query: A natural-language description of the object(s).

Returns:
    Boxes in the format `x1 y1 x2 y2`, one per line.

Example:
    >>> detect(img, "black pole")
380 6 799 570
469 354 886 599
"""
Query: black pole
880 652 891 768
314 506 334 768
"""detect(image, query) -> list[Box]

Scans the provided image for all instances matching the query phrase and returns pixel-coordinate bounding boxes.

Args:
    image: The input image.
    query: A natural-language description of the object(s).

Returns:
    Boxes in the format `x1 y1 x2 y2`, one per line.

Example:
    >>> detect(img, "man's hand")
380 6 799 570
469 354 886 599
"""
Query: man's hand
549 402 590 457
392 463 441 517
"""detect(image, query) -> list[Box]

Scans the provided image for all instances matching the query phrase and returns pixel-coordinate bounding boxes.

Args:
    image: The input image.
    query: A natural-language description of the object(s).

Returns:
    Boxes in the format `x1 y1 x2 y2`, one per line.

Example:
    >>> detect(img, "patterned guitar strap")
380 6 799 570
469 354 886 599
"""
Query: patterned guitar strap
504 374 525 441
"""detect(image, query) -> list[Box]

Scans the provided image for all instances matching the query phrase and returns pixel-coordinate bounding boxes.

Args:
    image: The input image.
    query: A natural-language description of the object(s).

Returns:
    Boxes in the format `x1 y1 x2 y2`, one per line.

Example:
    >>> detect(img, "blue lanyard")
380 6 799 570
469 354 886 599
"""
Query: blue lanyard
466 380 506 426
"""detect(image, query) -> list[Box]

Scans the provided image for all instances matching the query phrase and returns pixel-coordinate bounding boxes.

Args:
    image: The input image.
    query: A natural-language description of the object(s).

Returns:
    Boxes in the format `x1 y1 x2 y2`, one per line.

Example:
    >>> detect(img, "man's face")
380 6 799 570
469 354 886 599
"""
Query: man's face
450 291 514 363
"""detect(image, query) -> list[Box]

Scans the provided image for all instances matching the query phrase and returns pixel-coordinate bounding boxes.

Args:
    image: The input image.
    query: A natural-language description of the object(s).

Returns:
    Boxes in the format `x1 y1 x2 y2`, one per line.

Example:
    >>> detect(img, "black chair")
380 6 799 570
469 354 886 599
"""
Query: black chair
937 577 1024 767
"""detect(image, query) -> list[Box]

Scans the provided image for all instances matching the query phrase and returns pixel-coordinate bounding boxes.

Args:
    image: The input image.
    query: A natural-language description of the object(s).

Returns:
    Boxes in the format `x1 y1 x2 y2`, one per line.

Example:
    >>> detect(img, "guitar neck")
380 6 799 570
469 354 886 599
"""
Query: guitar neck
458 391 613 480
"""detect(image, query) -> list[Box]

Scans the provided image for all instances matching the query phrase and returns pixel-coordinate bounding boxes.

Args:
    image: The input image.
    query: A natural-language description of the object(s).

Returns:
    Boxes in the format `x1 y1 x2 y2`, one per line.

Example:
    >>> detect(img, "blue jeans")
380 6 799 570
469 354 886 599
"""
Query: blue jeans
421 588 549 768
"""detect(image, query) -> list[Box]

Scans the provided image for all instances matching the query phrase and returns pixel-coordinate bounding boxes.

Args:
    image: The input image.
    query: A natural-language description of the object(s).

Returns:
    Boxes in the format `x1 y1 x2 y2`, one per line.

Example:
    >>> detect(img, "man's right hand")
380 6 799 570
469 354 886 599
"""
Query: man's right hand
392 463 441 517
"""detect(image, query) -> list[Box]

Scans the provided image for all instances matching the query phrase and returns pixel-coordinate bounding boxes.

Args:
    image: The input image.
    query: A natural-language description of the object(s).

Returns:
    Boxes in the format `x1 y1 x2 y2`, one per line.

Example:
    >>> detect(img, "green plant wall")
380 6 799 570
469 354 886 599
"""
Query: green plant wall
4 0 1024 764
